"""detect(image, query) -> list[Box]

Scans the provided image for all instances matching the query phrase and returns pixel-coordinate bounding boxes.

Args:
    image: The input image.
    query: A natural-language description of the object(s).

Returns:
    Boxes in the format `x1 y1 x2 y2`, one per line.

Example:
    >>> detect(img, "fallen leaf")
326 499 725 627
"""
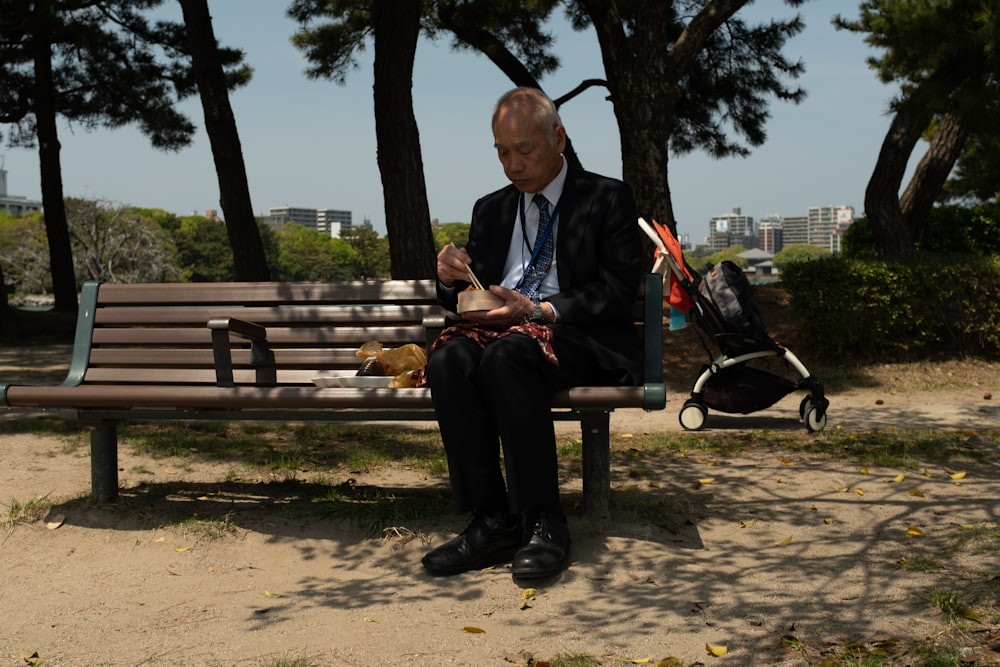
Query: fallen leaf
906 526 924 537
621 433 634 439
854 488 865 496
739 520 754 528
463 626 485 634
859 466 869 475
173 546 190 552
834 485 849 493
950 471 967 480
706 643 729 657
629 658 653 664
890 473 905 483
521 588 536 601
908 488 925 497
823 518 833 524
656 659 684 667
960 608 982 622
774 536 793 546
780 457 793 466
698 478 716 485
20 652 46 666
264 589 283 598
363 615 375 622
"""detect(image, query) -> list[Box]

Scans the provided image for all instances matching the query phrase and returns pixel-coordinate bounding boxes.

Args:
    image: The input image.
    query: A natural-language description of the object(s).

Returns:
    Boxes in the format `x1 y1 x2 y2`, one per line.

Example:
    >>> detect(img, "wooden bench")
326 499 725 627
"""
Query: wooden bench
1 276 666 515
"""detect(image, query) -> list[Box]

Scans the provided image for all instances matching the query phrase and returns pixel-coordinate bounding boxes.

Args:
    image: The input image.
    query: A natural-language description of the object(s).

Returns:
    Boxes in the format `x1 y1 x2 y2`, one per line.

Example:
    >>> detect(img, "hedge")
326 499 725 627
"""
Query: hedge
780 254 1000 360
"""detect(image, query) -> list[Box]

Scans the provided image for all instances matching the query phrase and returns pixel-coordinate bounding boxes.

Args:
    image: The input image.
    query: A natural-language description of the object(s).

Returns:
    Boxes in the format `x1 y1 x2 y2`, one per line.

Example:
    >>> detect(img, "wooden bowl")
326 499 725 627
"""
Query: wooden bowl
457 289 504 315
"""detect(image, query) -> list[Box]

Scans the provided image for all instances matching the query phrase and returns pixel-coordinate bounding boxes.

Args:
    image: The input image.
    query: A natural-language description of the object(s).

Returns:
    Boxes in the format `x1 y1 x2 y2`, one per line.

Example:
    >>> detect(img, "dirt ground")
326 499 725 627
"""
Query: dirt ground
2 336 999 666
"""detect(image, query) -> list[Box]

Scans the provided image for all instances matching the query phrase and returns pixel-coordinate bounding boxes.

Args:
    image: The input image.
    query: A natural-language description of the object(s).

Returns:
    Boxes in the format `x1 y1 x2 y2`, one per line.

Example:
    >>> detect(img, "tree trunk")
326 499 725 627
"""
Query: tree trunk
31 0 77 313
864 107 930 256
371 0 436 279
582 0 748 238
900 112 968 242
179 0 270 281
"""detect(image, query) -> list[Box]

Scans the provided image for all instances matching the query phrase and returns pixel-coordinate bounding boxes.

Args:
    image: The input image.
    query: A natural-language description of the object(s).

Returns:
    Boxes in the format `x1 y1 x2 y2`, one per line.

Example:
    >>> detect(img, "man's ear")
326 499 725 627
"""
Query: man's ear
554 124 567 152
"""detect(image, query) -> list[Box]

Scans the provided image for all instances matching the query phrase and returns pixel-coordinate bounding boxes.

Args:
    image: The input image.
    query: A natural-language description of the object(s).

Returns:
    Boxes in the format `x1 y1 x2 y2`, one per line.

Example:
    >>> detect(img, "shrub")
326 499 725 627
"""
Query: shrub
781 254 1000 360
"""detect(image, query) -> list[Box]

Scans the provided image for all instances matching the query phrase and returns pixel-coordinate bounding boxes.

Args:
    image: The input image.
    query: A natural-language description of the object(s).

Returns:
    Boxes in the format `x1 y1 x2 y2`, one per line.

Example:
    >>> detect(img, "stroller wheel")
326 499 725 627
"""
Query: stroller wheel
679 401 707 431
804 405 827 432
799 396 813 420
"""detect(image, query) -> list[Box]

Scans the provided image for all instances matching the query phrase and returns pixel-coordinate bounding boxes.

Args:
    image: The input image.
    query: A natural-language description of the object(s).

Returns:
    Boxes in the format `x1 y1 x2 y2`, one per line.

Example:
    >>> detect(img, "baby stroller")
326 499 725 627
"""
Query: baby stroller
639 218 829 432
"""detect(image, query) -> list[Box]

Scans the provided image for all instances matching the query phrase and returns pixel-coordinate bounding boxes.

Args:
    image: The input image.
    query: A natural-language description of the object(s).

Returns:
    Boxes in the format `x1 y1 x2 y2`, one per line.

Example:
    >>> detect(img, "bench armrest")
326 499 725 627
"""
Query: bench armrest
208 317 276 387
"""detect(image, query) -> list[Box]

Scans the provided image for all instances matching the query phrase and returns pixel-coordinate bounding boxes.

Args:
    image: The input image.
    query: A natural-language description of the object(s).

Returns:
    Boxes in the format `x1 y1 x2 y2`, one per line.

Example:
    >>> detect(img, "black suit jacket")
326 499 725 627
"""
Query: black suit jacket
438 166 644 384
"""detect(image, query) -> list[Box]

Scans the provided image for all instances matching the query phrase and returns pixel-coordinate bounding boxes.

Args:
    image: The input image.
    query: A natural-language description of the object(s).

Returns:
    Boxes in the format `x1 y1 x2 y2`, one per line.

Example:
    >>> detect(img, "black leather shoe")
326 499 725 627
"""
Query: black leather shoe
422 511 522 576
511 512 571 579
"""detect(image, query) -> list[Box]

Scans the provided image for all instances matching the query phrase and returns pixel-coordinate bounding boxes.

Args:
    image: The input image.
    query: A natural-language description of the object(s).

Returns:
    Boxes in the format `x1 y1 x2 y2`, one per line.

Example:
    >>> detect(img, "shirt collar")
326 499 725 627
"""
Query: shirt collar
534 156 567 209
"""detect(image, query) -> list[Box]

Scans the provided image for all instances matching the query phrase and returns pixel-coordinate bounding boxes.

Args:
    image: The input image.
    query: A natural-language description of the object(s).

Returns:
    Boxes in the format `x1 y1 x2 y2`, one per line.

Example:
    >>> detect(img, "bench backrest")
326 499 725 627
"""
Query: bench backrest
63 276 662 389
67 280 443 388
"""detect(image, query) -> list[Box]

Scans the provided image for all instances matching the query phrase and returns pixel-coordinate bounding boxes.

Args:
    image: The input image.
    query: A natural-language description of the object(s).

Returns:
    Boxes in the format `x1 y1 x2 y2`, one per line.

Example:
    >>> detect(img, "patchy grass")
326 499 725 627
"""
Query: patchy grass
614 427 1000 470
2 494 53 533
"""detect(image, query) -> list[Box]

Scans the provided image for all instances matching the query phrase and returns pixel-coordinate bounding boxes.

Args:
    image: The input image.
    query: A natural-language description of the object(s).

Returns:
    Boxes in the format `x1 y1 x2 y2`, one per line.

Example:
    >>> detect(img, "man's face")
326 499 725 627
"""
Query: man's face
492 104 566 194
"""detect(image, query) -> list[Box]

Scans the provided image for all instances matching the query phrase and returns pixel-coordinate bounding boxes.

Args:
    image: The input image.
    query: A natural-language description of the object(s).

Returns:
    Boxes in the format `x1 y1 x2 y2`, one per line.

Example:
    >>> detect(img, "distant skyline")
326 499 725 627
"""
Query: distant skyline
1 1 909 245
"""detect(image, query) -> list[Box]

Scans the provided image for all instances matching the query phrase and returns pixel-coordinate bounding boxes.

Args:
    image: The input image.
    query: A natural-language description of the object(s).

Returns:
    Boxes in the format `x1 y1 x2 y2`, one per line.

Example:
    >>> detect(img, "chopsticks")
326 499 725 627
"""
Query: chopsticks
450 243 485 290
465 264 485 290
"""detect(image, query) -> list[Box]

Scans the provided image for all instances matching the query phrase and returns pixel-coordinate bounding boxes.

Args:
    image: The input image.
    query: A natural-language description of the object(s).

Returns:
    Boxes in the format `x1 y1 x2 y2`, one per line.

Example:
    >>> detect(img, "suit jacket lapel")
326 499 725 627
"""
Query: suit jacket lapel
477 186 519 285
555 168 585 287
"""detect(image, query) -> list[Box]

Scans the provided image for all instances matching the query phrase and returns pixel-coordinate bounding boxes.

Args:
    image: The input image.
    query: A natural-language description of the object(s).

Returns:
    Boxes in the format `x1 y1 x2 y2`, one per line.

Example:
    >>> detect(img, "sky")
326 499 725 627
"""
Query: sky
0 1 907 246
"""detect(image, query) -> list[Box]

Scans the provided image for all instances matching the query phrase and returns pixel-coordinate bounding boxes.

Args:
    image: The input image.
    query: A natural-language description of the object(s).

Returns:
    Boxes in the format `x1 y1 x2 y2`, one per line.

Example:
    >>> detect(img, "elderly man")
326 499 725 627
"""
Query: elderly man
423 87 643 580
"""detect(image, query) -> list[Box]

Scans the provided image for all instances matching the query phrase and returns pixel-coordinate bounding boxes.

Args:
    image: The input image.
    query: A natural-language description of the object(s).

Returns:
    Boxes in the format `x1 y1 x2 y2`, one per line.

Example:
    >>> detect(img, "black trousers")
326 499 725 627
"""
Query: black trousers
426 326 620 518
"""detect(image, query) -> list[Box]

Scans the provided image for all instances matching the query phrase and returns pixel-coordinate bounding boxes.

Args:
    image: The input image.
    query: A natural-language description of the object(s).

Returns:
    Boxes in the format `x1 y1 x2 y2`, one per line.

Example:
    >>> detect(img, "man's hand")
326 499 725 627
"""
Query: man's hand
462 285 536 327
437 243 473 288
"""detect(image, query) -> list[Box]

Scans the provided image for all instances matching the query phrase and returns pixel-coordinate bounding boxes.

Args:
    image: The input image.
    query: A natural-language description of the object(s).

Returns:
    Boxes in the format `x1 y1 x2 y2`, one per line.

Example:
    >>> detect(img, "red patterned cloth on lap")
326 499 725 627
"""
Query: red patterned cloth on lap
411 321 557 387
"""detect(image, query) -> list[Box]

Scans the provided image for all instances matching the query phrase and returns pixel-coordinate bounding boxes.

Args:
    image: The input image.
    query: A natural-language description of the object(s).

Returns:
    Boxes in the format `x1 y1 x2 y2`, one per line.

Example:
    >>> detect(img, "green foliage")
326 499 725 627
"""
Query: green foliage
0 210 48 294
272 223 356 281
173 215 236 282
845 207 1000 258
432 222 470 251
781 254 1000 359
65 198 181 284
917 204 1000 254
772 244 831 271
340 227 390 279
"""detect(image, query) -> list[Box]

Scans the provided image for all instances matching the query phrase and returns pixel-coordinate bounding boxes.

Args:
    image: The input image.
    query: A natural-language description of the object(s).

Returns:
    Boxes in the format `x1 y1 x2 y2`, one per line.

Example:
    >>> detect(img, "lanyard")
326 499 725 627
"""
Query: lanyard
514 192 559 292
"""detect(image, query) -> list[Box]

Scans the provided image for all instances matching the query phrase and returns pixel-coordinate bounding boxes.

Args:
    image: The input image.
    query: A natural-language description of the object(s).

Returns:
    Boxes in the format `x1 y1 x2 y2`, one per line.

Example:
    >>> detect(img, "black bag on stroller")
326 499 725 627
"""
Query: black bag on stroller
697 260 776 357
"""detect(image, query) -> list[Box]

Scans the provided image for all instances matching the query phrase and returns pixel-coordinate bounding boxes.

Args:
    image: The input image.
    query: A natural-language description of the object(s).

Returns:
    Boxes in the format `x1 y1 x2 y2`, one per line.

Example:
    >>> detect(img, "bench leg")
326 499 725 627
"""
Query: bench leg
580 410 611 518
91 420 119 502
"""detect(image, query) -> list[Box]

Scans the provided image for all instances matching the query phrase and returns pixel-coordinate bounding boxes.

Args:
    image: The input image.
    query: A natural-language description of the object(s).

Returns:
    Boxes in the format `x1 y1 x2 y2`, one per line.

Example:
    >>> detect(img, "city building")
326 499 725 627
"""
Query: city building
0 164 43 216
708 207 757 251
704 205 855 256
808 205 855 251
263 206 353 237
757 214 784 254
781 215 809 246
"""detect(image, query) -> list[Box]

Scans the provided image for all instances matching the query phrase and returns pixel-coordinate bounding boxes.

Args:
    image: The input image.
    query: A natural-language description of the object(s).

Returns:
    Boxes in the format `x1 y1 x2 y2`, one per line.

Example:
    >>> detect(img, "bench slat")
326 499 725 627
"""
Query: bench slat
81 368 360 385
94 280 438 306
91 326 429 347
5 383 650 410
87 348 364 369
94 304 439 326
